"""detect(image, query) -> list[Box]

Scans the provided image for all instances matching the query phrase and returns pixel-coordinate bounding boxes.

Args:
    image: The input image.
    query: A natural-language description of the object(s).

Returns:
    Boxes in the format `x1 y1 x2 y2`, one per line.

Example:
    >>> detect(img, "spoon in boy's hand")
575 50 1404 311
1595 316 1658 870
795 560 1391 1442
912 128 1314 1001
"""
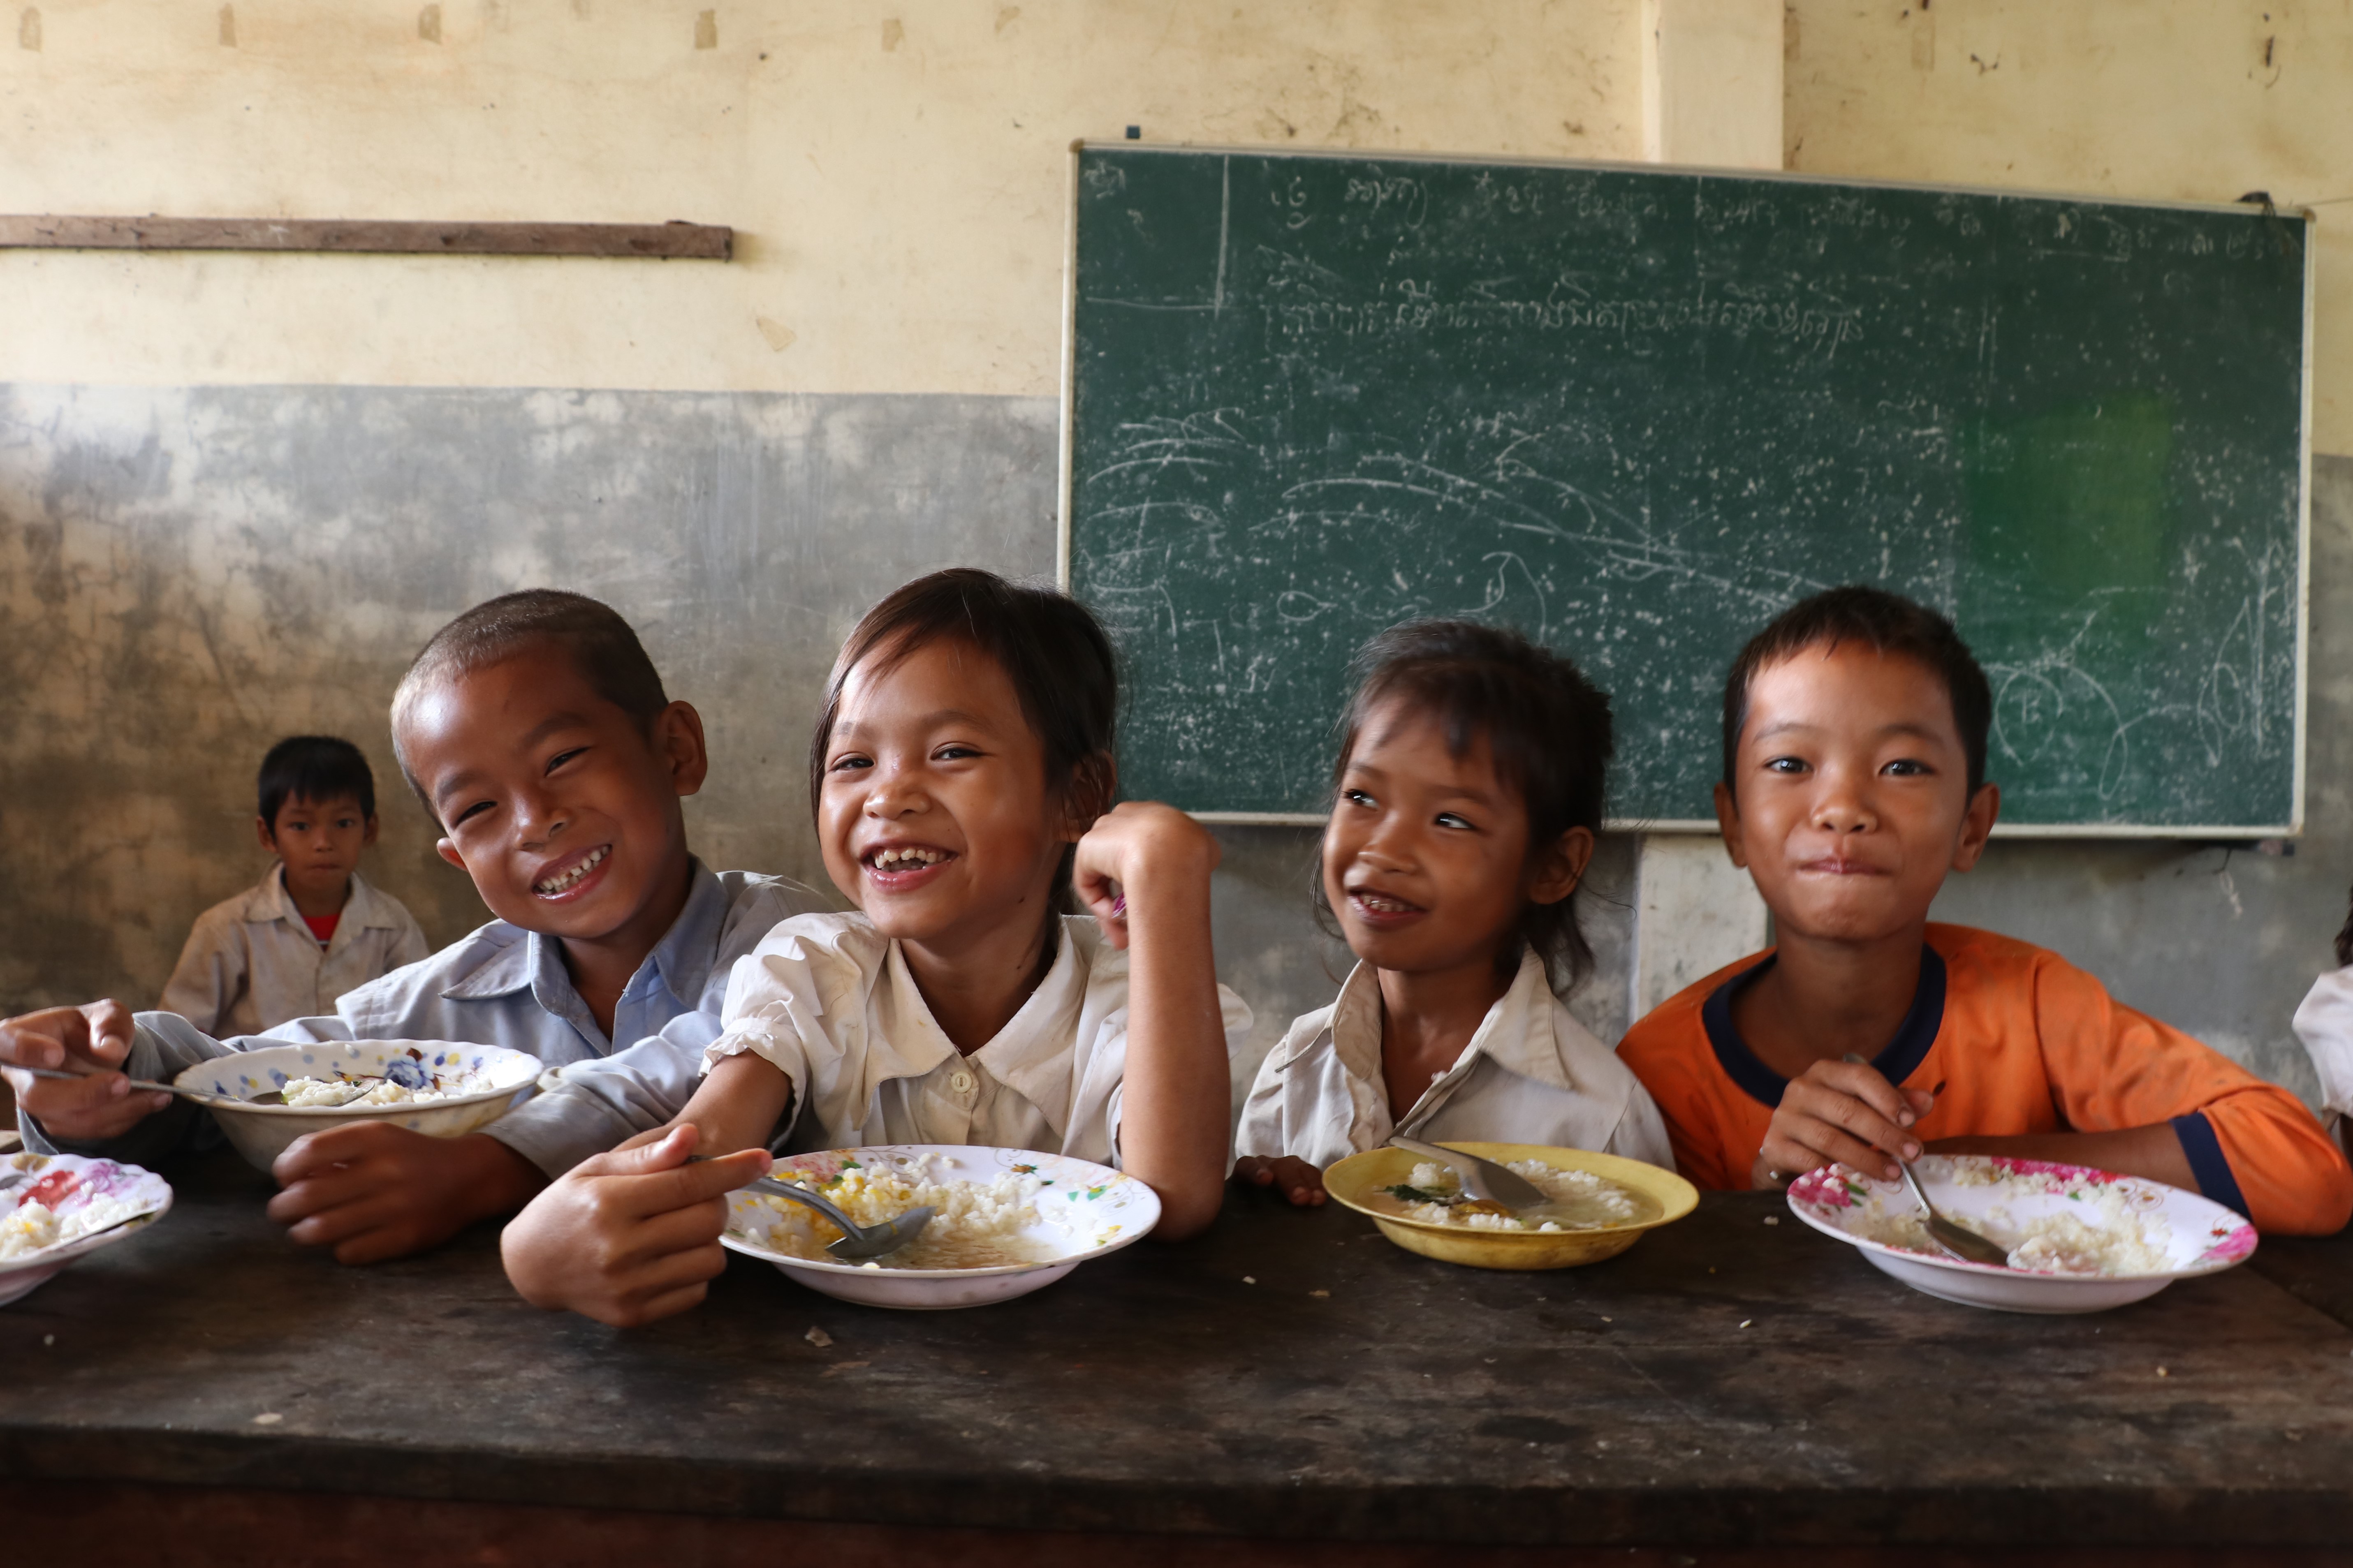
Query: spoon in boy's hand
1838 1054 2009 1267
14 1064 263 1110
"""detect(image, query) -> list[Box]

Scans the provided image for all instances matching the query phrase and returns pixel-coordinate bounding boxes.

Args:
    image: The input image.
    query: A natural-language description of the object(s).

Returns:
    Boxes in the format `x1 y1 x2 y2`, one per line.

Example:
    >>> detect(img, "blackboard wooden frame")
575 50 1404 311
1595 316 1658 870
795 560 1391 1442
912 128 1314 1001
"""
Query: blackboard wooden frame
1058 141 2315 837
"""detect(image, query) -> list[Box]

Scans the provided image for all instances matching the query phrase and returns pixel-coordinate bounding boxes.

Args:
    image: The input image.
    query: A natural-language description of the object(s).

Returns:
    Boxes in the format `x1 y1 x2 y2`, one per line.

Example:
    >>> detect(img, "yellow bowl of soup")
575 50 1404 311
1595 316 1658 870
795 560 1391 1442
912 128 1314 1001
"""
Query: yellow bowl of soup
1322 1141 1698 1271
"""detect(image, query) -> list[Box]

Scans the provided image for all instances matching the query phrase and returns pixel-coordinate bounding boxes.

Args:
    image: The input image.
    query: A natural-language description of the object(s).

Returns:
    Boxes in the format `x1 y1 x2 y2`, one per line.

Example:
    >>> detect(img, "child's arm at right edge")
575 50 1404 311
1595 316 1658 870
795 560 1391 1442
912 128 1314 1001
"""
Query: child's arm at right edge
1072 801 1231 1239
2293 966 2353 1155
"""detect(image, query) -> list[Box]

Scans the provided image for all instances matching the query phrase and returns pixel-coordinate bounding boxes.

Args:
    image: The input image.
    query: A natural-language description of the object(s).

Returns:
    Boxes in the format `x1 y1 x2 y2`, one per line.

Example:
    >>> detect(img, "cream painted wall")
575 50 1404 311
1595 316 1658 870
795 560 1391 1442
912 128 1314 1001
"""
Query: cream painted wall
1786 0 2353 456
0 0 1641 397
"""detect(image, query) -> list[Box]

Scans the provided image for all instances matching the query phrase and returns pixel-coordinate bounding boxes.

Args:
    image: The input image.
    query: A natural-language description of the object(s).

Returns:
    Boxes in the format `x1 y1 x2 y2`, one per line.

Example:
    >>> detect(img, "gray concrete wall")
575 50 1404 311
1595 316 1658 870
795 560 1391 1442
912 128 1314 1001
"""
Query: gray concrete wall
0 383 1056 1005
0 382 2343 1114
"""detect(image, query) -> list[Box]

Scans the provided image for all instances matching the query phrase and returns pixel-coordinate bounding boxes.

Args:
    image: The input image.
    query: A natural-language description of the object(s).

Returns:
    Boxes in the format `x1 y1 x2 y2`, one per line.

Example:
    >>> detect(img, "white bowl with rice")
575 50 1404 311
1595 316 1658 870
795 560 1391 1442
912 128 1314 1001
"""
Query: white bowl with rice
173 1040 543 1172
720 1144 1160 1309
1787 1153 2258 1313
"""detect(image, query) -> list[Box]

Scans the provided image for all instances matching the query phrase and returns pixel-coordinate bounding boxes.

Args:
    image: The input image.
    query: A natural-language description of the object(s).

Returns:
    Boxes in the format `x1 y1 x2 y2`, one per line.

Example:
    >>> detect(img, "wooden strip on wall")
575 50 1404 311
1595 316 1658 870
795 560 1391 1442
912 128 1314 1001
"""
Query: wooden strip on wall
0 216 732 259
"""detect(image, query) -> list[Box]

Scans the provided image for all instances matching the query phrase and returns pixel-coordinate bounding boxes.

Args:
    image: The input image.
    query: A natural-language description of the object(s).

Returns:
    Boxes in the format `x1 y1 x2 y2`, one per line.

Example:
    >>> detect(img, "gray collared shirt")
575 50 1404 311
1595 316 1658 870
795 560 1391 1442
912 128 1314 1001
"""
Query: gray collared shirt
1235 950 1676 1172
30 862 829 1177
158 865 431 1037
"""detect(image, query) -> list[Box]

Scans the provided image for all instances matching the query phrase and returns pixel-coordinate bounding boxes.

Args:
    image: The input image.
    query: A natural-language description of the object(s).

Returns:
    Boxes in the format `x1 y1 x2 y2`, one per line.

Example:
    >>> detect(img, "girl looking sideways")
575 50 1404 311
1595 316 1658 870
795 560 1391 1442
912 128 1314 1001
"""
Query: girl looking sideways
1234 620 1672 1205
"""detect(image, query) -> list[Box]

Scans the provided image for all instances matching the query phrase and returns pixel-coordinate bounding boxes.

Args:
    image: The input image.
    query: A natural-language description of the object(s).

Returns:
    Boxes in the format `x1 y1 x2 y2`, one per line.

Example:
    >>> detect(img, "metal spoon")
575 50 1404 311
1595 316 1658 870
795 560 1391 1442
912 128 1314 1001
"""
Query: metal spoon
1839 1054 2009 1267
747 1175 938 1263
1387 1135 1548 1212
690 1150 936 1261
13 1064 262 1110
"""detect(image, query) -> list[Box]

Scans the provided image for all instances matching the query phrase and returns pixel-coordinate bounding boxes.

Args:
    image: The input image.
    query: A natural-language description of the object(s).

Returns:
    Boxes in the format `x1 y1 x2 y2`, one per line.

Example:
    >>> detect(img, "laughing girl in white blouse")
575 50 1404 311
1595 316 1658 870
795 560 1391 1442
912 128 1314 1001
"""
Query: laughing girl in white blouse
660 569 1250 1241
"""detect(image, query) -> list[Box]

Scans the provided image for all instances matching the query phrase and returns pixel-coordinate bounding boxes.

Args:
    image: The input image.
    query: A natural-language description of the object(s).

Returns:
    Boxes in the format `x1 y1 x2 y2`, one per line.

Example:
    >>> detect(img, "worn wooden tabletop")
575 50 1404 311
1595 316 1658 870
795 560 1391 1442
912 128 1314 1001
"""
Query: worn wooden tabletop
5 1148 2353 1552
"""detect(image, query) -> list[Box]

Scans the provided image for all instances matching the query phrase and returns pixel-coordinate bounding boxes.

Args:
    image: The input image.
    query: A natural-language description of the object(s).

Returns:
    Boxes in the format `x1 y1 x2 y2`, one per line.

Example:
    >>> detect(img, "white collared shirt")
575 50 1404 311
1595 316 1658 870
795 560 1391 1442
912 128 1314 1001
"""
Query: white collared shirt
704 911 1255 1167
158 865 431 1037
1234 950 1676 1172
2292 964 2353 1133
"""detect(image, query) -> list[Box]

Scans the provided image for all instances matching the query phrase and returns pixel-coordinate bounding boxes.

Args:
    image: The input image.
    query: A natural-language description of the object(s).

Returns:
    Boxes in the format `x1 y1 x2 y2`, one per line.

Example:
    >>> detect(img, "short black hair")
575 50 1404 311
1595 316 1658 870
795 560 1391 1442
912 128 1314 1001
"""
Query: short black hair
1721 585 1992 800
391 589 670 811
811 569 1119 917
1318 620 1616 992
258 736 377 828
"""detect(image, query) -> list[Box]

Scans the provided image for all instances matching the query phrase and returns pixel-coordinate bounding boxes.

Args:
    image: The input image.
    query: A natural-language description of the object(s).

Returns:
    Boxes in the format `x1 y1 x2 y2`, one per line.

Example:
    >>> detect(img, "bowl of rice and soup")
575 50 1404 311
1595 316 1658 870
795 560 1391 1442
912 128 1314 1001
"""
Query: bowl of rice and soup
1321 1142 1701 1270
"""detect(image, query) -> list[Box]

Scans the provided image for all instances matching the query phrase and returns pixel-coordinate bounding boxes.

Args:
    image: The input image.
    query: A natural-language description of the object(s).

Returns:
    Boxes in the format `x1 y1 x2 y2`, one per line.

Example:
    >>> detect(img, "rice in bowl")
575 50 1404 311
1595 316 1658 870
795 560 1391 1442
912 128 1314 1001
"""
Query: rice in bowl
278 1066 496 1108
1843 1174 2172 1277
0 1194 145 1261
751 1156 1060 1271
1371 1159 1659 1232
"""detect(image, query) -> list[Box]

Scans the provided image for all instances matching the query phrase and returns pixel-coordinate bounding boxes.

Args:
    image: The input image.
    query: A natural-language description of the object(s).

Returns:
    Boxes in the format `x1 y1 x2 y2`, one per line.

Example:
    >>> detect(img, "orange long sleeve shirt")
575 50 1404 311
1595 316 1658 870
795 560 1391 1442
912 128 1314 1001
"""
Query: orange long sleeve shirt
1617 923 2352 1235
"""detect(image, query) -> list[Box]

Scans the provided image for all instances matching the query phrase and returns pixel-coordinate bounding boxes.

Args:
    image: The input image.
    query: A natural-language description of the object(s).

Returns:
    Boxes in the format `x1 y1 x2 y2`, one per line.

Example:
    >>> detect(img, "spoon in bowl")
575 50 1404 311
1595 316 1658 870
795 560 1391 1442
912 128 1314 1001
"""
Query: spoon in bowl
688 1142 936 1261
1838 1053 2009 1267
1387 1135 1548 1213
745 1175 938 1262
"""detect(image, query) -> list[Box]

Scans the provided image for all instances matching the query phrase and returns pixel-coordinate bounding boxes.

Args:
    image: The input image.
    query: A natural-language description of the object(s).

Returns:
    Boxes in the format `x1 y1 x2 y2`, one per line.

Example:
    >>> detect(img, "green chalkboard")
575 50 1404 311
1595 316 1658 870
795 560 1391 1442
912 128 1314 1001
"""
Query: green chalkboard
1063 146 2310 832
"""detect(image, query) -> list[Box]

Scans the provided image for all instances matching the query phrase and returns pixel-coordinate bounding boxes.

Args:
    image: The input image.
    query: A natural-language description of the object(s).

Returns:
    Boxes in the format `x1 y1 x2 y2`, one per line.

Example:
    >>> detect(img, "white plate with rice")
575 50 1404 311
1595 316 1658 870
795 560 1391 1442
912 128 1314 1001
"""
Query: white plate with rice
1787 1153 2257 1314
0 1152 173 1306
720 1144 1161 1310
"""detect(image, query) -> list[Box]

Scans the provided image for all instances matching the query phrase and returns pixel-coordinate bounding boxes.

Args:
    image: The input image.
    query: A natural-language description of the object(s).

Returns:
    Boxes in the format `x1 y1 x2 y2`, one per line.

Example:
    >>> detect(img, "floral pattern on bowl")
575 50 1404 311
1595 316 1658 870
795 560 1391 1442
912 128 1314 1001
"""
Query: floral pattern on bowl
721 1144 1159 1311
0 1152 174 1307
175 1040 543 1172
1788 1152 2257 1315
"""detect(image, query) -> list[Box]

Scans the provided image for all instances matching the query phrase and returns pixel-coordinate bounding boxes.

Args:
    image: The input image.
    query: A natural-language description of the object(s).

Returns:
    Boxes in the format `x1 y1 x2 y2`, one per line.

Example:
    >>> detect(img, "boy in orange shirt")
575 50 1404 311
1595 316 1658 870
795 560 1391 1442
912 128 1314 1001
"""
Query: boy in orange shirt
1617 586 2351 1234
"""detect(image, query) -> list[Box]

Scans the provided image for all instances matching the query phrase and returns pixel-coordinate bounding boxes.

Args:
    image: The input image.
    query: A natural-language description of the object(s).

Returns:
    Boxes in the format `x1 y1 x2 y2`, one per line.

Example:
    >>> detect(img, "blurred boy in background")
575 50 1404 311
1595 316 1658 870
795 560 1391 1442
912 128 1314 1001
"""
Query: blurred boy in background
160 735 429 1035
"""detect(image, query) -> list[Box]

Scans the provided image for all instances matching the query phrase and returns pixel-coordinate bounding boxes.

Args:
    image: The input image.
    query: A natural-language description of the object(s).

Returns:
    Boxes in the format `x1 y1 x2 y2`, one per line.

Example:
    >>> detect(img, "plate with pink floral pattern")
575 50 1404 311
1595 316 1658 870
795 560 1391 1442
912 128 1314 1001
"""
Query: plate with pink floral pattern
0 1152 173 1307
1786 1154 2256 1314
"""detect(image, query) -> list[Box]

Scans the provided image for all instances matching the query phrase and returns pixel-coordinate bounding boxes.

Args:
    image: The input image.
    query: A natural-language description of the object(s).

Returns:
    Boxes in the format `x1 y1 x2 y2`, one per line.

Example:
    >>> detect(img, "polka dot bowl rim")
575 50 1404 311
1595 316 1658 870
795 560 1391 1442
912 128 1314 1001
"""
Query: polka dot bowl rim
171 1040 543 1115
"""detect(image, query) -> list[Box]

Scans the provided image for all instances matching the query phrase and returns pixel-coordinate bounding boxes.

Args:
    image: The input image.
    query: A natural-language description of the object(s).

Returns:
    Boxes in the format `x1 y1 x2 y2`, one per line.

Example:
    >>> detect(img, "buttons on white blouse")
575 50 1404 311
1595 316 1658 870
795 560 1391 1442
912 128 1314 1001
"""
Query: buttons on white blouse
947 1069 976 1096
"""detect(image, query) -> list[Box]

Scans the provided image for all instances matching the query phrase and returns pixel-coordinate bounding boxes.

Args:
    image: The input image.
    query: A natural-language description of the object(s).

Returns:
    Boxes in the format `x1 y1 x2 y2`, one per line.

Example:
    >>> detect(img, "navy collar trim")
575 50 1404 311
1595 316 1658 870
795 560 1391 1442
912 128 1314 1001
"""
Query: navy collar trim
1700 946 1948 1110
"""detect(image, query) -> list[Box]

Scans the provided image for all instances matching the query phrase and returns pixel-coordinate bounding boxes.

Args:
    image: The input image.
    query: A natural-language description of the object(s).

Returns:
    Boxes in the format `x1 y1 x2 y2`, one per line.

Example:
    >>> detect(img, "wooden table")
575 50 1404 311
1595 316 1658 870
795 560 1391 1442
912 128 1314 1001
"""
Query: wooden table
7 1147 2353 1565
